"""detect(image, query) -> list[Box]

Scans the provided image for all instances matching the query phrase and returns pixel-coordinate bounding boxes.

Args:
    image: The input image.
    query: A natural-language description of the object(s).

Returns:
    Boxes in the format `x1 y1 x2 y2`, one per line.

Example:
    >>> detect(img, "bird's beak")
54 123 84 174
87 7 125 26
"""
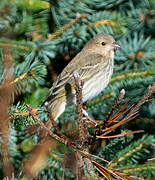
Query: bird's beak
112 42 120 51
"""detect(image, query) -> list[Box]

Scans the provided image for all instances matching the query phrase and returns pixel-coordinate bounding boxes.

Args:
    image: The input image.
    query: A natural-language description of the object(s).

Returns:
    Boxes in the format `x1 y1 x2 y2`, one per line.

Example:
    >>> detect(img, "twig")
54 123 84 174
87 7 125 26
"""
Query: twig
48 13 88 41
110 70 152 82
26 104 85 151
116 82 155 127
26 104 66 144
73 71 88 144
0 68 38 90
73 71 104 179
78 154 86 180
127 82 155 118
49 113 67 140
100 82 155 135
84 157 99 180
0 42 30 51
97 130 144 139
103 89 125 127
77 149 124 180
92 89 125 142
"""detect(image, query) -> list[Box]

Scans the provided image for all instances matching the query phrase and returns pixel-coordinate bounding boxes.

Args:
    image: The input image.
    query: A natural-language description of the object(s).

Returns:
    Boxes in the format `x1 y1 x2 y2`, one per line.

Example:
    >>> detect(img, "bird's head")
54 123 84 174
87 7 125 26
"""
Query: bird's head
84 33 120 55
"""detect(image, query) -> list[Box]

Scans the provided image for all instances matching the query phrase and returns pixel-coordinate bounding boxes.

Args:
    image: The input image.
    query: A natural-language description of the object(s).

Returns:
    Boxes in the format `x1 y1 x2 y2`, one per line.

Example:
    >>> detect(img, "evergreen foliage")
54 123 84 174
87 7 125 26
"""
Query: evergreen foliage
0 0 155 179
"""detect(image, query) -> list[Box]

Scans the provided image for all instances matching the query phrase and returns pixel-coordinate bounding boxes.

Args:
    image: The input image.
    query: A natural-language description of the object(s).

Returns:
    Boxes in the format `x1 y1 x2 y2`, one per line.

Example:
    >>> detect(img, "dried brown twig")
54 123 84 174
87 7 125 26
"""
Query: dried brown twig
93 82 155 139
103 89 125 127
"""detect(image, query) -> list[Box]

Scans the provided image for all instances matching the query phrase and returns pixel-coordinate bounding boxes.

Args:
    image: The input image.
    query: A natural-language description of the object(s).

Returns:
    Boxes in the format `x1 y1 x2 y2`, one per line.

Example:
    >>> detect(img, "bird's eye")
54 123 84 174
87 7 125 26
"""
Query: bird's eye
101 42 106 46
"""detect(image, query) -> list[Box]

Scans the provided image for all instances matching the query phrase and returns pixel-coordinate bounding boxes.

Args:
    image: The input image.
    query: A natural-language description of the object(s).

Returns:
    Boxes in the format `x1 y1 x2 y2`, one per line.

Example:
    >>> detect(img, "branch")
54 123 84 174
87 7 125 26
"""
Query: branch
100 81 155 135
103 89 125 128
110 70 152 82
47 13 88 41
25 80 154 179
26 104 67 144
73 71 100 179
0 69 36 89
88 19 118 27
26 104 130 179
0 42 30 51
73 71 88 144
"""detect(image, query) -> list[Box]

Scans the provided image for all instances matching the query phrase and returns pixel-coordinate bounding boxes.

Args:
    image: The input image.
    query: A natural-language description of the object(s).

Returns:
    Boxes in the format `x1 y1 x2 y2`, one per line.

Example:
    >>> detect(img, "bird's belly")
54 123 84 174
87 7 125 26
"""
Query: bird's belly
82 67 113 102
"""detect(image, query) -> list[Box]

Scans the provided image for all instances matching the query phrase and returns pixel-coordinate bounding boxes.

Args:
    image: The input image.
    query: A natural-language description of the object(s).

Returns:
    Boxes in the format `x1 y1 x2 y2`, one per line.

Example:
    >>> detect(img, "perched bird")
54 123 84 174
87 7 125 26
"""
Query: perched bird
43 33 120 121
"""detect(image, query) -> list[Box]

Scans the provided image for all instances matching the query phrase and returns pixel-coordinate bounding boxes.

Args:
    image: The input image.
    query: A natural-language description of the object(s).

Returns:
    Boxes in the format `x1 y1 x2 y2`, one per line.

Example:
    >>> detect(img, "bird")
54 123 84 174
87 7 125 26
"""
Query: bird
43 33 120 121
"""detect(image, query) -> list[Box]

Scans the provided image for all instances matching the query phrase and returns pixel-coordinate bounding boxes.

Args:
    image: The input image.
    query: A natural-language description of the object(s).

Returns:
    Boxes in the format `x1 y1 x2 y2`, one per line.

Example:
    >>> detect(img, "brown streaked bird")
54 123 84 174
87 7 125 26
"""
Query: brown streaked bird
43 33 120 121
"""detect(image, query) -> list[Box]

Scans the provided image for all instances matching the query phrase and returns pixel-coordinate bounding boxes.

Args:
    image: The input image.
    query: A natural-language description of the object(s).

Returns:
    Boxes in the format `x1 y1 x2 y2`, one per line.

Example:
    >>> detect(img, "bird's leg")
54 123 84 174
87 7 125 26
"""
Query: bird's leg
82 108 97 126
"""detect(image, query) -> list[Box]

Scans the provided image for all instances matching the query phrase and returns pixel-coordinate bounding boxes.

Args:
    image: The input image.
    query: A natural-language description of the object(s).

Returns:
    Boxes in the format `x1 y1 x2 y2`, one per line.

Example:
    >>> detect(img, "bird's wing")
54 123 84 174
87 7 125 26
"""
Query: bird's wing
44 53 106 103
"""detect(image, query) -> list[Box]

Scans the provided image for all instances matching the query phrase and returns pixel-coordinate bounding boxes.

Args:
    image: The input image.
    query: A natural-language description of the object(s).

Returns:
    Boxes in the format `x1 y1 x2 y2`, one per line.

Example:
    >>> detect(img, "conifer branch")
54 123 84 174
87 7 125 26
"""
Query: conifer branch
103 89 125 128
0 0 155 179
124 82 155 121
111 70 152 82
122 164 155 174
26 104 66 144
12 72 28 84
92 82 155 141
88 19 118 27
0 72 28 89
88 92 113 106
0 42 30 51
73 71 100 179
0 67 43 90
48 13 88 40
109 135 154 168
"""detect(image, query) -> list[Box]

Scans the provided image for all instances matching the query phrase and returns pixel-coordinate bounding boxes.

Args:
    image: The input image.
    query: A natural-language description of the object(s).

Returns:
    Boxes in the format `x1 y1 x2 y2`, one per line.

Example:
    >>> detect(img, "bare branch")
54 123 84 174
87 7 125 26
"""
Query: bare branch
99 82 155 137
73 71 88 144
103 89 125 128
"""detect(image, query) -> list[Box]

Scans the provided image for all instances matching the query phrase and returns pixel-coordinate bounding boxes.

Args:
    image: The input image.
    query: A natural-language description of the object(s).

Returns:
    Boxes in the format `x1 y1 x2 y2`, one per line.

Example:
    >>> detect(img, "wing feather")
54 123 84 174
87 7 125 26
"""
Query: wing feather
44 53 105 104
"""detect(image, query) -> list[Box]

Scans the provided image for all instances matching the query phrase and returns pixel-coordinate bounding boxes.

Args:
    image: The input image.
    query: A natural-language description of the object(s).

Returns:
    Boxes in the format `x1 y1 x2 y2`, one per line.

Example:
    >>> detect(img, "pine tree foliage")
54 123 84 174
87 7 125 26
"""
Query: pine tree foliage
109 135 155 168
0 0 155 179
95 135 155 177
115 32 155 71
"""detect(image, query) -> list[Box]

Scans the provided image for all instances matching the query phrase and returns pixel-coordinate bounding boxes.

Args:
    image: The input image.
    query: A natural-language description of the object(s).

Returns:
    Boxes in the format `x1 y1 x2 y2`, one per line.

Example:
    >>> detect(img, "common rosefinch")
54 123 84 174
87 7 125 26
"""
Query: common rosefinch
43 33 120 120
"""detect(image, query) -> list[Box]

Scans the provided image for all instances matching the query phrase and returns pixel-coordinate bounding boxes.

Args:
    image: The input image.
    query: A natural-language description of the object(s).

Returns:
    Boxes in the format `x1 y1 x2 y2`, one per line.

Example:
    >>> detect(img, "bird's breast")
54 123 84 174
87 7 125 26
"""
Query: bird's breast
82 59 114 102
